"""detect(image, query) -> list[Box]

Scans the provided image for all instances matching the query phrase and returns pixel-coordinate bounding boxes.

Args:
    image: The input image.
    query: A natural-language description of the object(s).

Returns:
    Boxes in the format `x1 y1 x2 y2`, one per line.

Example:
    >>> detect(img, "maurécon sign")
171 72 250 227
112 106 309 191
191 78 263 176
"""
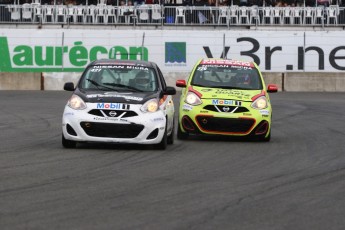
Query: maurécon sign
0 37 148 72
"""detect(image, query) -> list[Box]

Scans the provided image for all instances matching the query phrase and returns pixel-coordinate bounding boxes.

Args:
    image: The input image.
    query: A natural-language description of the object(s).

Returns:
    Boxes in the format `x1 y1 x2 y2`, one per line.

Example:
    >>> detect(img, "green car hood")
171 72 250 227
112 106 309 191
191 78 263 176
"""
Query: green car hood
191 86 263 102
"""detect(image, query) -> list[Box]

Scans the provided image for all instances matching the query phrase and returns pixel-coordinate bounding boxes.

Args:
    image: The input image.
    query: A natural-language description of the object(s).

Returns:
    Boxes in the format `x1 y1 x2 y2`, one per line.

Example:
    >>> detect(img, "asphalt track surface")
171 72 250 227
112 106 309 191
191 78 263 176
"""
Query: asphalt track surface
1 90 345 230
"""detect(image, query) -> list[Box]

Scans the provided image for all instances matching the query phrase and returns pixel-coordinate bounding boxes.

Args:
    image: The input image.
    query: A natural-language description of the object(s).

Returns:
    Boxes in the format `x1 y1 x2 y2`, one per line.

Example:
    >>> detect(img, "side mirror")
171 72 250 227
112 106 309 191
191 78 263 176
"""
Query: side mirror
267 84 278 93
64 82 75 91
164 86 176 95
176 79 186 88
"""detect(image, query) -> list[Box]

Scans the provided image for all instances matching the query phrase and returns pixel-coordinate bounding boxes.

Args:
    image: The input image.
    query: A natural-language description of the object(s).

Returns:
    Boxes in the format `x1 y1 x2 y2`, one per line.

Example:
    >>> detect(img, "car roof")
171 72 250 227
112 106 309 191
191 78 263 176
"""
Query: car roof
89 59 156 68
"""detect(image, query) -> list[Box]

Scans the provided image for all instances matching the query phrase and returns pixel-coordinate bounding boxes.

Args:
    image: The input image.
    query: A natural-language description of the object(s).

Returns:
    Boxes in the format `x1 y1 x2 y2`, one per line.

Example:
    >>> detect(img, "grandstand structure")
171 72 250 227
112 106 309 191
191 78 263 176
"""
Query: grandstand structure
1 3 345 27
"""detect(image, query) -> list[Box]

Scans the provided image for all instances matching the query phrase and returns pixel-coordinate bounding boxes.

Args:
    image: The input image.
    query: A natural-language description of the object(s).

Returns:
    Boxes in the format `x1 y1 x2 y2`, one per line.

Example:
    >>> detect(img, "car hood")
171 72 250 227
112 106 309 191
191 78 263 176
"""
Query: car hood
192 86 263 101
75 89 160 104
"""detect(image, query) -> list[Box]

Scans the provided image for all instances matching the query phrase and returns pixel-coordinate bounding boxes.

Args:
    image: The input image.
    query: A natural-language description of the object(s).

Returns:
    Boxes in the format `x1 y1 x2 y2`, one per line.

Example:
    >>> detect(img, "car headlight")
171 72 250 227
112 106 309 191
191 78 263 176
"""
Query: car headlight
141 98 159 113
185 91 202 106
251 96 268 110
67 94 87 110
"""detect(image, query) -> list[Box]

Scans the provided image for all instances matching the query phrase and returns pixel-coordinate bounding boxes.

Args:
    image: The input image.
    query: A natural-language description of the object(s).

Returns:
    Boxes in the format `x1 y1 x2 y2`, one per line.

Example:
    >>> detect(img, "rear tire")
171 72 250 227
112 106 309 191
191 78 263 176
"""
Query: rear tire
177 121 188 140
62 134 77 148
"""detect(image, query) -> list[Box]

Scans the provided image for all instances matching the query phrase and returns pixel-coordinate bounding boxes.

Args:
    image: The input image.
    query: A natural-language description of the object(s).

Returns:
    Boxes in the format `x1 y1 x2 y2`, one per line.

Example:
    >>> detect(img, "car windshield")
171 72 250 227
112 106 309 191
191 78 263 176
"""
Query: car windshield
79 65 158 92
191 64 263 90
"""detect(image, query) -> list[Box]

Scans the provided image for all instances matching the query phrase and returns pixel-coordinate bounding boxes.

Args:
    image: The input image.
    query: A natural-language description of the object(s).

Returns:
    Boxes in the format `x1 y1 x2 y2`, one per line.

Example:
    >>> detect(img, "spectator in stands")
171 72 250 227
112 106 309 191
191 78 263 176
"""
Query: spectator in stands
132 0 143 5
219 0 230 6
107 0 116 5
317 0 330 6
20 0 31 4
193 0 208 6
208 0 216 6
239 0 248 6
182 0 193 5
40 0 50 4
192 0 210 23
65 0 77 5
274 0 284 6
122 0 135 18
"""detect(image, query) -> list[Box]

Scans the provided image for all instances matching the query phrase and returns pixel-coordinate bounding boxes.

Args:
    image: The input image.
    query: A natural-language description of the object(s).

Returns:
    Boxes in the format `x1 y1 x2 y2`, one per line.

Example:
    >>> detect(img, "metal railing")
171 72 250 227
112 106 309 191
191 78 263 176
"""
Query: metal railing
1 4 344 27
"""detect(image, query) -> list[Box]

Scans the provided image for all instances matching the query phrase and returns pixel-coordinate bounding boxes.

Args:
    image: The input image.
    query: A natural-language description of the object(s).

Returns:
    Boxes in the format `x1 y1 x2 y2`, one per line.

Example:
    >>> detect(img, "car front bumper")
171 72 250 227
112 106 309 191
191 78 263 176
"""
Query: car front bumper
178 101 272 138
62 104 167 145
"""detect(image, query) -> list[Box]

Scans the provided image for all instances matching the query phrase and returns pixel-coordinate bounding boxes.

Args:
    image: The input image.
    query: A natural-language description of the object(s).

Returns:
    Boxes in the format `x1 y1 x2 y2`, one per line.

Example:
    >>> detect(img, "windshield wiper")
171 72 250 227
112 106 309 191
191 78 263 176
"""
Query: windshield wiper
104 83 144 92
86 79 117 91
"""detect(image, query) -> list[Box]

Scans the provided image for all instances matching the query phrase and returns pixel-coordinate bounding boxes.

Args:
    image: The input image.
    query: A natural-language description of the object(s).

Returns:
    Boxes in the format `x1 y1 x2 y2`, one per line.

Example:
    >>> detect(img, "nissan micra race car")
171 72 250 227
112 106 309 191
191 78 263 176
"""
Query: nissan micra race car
62 59 176 149
176 58 278 141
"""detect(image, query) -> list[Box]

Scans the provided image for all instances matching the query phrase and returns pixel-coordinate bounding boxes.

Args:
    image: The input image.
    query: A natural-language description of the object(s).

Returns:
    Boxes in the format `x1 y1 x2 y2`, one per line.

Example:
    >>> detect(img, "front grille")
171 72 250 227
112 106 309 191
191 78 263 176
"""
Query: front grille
203 105 249 113
80 122 144 138
88 109 138 118
196 116 255 134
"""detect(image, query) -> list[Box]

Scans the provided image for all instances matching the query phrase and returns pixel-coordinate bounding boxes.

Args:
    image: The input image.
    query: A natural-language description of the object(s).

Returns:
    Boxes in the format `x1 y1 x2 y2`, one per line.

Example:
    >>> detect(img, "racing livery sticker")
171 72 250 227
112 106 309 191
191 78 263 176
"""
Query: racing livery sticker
87 94 143 101
92 65 149 70
213 89 251 100
212 99 242 106
201 89 213 92
151 117 164 122
200 59 254 67
260 110 270 115
183 104 193 111
96 103 130 110
93 117 129 122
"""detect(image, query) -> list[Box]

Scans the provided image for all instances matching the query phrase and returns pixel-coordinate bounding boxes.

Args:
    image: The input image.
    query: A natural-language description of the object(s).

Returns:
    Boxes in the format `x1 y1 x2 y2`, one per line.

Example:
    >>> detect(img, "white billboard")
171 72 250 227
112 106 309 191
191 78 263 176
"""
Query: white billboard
1 28 344 73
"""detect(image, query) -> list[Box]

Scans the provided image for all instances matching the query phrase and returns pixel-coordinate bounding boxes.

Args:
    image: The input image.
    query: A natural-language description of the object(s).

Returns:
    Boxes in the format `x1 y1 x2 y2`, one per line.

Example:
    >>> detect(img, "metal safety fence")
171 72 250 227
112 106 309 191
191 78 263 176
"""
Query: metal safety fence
1 3 345 27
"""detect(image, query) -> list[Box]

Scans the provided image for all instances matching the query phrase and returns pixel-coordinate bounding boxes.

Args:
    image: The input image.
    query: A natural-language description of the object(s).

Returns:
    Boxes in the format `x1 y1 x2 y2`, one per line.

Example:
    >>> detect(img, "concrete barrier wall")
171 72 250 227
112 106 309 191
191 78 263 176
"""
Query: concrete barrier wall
0 72 41 90
43 72 81 91
1 72 345 92
283 72 345 92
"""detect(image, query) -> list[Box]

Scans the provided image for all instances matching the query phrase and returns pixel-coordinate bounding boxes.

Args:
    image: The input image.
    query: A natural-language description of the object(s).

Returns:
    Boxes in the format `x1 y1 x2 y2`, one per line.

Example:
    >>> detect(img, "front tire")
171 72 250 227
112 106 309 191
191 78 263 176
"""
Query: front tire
155 126 167 150
255 128 271 142
177 121 188 140
62 134 77 148
167 120 174 145
262 130 271 142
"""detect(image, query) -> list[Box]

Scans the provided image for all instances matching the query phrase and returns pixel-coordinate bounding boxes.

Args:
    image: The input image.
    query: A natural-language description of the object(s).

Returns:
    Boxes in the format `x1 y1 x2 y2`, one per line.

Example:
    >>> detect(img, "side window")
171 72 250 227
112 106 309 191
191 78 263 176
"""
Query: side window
157 66 166 90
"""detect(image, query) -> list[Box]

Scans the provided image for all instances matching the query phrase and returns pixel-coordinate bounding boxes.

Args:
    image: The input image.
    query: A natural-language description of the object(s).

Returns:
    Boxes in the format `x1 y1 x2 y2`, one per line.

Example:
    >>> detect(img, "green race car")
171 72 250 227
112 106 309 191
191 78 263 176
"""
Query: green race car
176 58 278 141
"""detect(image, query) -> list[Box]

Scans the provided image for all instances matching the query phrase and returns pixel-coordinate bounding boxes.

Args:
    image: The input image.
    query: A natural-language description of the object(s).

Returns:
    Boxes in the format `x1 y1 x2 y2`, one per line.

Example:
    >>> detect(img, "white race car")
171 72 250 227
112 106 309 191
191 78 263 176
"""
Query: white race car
62 59 176 149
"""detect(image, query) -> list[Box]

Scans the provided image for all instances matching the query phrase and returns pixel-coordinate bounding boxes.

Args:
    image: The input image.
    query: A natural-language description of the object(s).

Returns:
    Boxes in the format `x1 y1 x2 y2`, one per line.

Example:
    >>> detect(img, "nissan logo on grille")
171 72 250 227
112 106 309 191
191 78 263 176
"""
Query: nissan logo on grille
109 111 117 117
223 107 230 112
